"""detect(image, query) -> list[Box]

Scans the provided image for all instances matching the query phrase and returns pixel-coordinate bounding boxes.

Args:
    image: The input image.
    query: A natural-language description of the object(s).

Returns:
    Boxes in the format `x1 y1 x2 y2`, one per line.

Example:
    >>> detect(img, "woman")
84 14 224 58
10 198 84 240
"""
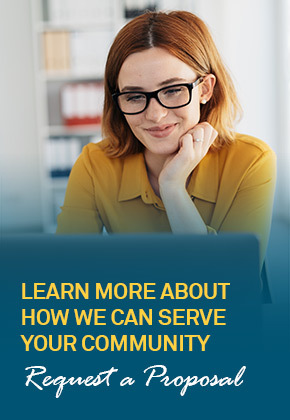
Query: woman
57 10 276 264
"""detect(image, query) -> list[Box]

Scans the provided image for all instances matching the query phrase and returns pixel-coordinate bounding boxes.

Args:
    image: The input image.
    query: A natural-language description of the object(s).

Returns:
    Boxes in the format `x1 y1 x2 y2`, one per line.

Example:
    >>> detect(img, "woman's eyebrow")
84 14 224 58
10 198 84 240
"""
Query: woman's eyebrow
120 77 187 92
120 85 145 92
158 77 187 87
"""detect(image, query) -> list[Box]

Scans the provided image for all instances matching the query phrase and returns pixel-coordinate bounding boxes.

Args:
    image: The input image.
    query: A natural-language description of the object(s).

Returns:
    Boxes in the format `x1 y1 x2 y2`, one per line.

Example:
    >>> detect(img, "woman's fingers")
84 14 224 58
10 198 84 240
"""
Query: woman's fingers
192 126 205 144
189 122 218 152
159 123 218 187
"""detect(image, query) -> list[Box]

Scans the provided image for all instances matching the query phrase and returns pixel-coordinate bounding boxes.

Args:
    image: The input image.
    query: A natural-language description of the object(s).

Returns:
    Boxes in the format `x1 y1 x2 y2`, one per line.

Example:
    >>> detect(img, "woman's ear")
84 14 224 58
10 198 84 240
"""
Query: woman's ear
200 74 216 104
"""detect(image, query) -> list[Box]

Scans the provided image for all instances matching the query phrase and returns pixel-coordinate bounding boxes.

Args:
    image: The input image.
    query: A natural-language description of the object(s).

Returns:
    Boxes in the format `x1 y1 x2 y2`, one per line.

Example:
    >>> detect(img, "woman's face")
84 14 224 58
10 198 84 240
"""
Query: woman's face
117 47 203 158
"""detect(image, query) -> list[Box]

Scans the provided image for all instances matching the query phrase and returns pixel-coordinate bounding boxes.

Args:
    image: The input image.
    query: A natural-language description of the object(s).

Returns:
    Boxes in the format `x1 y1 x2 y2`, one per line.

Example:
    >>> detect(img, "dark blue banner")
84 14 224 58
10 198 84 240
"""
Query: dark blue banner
1 234 289 419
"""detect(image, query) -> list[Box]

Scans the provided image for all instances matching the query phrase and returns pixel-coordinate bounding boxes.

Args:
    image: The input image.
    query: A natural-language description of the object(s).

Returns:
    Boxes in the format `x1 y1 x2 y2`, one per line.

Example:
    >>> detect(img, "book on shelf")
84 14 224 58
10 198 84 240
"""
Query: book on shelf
61 82 104 126
42 30 112 75
45 137 81 178
43 31 70 71
47 0 114 24
70 30 112 75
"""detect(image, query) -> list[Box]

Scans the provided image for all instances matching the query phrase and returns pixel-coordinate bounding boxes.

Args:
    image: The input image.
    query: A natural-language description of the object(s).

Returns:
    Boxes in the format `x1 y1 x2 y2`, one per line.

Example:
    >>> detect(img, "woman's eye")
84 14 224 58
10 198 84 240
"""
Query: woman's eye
163 87 183 96
125 94 145 102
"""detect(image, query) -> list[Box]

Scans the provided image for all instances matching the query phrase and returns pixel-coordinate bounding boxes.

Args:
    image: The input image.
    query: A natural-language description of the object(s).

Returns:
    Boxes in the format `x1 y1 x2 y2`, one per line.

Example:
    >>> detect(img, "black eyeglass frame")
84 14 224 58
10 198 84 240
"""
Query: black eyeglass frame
112 76 204 115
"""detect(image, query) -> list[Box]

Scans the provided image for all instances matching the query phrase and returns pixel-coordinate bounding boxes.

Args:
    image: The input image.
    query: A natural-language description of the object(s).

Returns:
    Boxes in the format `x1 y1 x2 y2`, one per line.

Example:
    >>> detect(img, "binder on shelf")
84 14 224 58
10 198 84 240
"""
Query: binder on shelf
43 31 70 71
70 30 112 75
47 0 114 25
61 82 104 126
48 0 74 24
45 137 82 178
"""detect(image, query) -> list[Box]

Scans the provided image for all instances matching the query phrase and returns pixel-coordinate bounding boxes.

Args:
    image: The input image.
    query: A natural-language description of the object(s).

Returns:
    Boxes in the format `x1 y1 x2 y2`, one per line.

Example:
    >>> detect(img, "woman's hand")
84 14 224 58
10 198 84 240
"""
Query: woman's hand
159 122 218 191
157 122 217 235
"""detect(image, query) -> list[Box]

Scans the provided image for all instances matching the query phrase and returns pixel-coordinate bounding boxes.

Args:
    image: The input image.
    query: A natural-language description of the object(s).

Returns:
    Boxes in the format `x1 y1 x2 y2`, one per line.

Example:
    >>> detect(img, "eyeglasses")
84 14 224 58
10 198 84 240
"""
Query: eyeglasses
112 77 204 115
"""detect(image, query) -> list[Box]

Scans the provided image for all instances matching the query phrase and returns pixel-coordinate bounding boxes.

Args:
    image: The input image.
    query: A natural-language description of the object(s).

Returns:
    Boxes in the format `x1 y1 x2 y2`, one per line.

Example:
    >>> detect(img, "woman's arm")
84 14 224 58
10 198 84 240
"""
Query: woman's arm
159 122 218 234
160 186 208 234
56 147 104 234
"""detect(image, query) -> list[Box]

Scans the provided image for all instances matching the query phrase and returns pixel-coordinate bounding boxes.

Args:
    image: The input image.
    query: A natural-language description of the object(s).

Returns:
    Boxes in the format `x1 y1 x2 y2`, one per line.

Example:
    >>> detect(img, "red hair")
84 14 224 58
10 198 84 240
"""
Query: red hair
102 11 242 157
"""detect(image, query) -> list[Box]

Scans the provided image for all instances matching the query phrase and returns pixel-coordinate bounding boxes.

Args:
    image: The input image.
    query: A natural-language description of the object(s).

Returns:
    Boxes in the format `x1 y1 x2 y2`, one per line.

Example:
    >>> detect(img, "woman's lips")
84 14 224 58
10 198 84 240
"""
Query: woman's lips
146 123 177 138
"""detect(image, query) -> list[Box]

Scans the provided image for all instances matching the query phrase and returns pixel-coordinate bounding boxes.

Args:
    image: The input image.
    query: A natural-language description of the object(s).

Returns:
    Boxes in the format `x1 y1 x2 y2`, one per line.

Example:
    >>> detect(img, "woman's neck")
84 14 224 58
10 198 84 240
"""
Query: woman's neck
144 150 168 179
144 150 169 197
144 149 192 198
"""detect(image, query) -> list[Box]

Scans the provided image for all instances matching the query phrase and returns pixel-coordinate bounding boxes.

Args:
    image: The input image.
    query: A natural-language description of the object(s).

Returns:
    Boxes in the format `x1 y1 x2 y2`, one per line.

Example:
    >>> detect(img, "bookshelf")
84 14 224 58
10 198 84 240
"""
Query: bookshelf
31 0 186 232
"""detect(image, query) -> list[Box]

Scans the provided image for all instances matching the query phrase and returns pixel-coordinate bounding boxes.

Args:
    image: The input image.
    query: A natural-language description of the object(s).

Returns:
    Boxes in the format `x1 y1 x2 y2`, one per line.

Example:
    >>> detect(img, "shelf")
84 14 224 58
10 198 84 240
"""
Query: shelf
39 71 104 82
31 0 125 233
43 124 102 137
36 20 114 33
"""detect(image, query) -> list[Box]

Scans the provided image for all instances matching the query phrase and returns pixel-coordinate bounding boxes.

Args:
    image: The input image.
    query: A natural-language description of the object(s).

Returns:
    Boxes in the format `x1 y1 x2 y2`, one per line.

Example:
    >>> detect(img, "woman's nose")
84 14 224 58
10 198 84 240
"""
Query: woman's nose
144 98 168 122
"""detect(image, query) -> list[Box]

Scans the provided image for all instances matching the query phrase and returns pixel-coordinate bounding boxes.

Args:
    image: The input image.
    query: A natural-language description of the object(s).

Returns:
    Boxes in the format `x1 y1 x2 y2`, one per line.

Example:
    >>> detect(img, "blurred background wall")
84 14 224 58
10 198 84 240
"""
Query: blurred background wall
0 0 42 232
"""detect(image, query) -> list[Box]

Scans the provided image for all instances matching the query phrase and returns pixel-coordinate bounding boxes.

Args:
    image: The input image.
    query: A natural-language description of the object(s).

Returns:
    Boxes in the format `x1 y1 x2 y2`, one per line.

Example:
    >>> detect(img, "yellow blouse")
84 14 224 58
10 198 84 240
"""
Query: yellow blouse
56 133 276 261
